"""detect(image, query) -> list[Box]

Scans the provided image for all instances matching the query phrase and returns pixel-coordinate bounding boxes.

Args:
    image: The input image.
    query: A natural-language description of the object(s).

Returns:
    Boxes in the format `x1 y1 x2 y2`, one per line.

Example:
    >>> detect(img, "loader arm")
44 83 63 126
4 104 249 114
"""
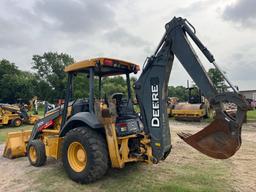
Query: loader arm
135 17 248 162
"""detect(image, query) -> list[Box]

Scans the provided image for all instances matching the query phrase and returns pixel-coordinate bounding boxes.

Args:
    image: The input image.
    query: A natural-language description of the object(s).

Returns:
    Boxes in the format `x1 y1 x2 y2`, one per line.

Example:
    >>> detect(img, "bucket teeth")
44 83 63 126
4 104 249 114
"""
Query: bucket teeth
177 132 192 139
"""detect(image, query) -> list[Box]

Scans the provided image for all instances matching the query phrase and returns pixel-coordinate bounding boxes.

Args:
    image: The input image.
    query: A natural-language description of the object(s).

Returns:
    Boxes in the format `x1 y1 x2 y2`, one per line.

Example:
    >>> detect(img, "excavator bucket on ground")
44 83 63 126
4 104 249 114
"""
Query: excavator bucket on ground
3 130 31 159
178 92 248 159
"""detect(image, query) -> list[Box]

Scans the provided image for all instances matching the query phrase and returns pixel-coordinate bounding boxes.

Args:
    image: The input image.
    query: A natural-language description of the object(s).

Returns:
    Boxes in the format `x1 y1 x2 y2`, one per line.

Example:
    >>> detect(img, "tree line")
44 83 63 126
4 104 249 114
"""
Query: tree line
168 68 226 101
0 52 225 104
0 52 136 104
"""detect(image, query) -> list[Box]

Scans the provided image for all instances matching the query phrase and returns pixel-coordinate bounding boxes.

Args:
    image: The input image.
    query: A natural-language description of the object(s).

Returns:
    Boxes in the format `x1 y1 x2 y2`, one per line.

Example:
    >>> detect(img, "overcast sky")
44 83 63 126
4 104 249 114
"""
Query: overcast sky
0 0 255 90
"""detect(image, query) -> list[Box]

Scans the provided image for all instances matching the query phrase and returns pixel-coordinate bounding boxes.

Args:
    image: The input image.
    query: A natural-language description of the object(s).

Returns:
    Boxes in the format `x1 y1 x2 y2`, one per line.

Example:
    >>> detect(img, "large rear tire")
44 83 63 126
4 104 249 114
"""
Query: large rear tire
28 140 47 167
62 127 109 183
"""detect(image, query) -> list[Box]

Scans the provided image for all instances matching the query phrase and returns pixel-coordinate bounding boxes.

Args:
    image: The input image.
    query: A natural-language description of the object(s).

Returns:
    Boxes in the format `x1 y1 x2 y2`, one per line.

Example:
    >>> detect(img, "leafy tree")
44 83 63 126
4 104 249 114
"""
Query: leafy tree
0 57 138 104
0 59 19 79
0 71 37 103
32 52 74 100
72 75 137 100
34 80 55 102
168 85 188 101
0 59 27 103
73 74 90 99
102 76 127 96
208 68 227 91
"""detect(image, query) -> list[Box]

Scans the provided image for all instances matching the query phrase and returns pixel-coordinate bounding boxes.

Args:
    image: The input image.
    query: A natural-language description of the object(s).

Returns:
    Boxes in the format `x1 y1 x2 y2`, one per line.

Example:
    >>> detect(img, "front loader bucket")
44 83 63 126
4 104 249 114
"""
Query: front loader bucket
178 92 248 159
3 130 31 159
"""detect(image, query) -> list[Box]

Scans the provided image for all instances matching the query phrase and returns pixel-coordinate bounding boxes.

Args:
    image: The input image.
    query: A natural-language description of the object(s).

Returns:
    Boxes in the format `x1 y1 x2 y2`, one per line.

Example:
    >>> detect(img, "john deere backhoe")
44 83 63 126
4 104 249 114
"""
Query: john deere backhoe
3 17 248 183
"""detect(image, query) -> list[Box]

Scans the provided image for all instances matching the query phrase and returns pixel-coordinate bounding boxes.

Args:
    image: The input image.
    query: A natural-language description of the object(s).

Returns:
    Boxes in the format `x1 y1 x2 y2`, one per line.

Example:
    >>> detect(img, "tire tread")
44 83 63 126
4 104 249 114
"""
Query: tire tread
62 127 108 183
28 140 47 167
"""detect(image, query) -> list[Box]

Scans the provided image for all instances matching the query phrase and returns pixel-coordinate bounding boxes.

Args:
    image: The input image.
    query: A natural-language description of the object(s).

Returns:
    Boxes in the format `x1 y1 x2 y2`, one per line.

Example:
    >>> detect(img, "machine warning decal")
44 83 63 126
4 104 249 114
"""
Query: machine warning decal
151 77 160 128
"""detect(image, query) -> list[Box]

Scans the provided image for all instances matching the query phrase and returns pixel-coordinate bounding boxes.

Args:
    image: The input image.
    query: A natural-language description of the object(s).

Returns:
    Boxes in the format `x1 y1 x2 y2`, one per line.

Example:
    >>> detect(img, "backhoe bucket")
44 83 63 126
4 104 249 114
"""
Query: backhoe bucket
3 130 31 159
178 118 241 159
177 92 248 159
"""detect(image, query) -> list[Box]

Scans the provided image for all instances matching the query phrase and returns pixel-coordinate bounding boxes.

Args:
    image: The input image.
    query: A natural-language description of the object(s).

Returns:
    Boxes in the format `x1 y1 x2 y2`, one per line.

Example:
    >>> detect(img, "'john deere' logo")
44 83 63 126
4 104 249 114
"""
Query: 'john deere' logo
151 78 160 127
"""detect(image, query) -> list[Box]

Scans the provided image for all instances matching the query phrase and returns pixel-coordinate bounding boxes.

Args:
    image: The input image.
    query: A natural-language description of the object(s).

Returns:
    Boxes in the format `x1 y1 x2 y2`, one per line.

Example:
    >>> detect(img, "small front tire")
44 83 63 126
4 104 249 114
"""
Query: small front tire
27 140 47 167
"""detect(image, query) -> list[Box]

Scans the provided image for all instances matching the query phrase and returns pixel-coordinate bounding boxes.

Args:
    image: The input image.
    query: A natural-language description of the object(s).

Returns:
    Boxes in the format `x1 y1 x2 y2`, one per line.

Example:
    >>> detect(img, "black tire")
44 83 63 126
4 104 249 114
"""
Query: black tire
27 140 47 167
11 118 22 127
62 127 109 184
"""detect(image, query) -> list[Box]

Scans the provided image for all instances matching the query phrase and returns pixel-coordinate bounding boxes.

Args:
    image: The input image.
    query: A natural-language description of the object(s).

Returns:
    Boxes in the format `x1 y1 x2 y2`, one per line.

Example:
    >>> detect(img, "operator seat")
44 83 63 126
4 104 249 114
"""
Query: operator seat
111 93 136 120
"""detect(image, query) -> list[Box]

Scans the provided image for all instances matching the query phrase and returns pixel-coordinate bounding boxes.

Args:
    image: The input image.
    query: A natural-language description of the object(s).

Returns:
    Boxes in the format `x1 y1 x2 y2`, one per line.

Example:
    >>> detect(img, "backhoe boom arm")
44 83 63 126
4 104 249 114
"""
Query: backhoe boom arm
135 17 247 161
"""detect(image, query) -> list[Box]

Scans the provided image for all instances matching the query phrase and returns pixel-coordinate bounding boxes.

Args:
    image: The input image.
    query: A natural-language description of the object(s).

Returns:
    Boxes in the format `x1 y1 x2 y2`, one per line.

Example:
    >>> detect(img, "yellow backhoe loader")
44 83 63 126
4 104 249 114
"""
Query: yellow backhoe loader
3 17 248 183
0 104 39 127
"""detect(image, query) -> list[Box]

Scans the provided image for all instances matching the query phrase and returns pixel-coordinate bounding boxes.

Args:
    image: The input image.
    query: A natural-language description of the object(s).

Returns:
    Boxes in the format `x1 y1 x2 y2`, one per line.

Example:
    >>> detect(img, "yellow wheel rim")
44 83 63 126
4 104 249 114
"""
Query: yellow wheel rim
67 142 87 172
29 146 37 162
15 119 21 126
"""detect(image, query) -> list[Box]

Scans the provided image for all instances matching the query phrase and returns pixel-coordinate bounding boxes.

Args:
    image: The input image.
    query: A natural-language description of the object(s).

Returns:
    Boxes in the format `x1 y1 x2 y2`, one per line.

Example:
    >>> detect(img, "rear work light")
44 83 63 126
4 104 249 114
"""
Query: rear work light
103 59 113 66
116 122 128 132
116 122 127 127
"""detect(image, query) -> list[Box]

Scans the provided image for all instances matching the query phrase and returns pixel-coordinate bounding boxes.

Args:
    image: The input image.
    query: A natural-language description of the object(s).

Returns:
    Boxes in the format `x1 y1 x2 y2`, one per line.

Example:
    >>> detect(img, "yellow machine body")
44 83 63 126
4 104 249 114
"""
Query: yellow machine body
3 98 152 169
44 135 63 160
0 106 21 126
101 116 152 168
2 90 152 171
167 97 179 117
0 114 21 125
0 105 40 126
25 115 40 125
172 103 207 120
3 130 63 160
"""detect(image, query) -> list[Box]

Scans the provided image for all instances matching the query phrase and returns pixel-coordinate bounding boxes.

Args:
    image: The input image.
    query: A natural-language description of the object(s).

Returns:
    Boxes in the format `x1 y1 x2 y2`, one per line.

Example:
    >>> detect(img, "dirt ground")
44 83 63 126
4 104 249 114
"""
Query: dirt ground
172 121 256 192
0 121 255 192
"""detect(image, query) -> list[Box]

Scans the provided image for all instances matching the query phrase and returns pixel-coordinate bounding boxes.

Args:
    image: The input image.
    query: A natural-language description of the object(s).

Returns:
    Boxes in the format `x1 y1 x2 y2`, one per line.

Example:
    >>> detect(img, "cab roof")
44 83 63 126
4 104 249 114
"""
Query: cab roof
64 57 140 76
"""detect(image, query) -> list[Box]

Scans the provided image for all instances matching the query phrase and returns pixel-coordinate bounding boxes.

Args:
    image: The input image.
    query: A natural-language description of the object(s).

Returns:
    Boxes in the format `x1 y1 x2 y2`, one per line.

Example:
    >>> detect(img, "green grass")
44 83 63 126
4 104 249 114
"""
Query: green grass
203 110 256 123
0 125 33 143
28 157 231 192
247 110 256 122
37 107 45 117
27 107 45 117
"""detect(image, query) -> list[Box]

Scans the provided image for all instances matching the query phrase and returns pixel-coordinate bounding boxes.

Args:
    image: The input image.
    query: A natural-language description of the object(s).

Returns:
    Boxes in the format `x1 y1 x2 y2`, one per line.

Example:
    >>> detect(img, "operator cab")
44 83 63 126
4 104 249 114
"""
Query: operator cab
63 57 142 136
187 87 203 104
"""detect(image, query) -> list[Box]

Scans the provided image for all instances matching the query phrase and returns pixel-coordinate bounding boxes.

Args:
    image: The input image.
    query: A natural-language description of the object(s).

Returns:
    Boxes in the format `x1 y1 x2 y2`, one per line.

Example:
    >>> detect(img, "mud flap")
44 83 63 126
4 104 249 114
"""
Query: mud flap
178 92 248 159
